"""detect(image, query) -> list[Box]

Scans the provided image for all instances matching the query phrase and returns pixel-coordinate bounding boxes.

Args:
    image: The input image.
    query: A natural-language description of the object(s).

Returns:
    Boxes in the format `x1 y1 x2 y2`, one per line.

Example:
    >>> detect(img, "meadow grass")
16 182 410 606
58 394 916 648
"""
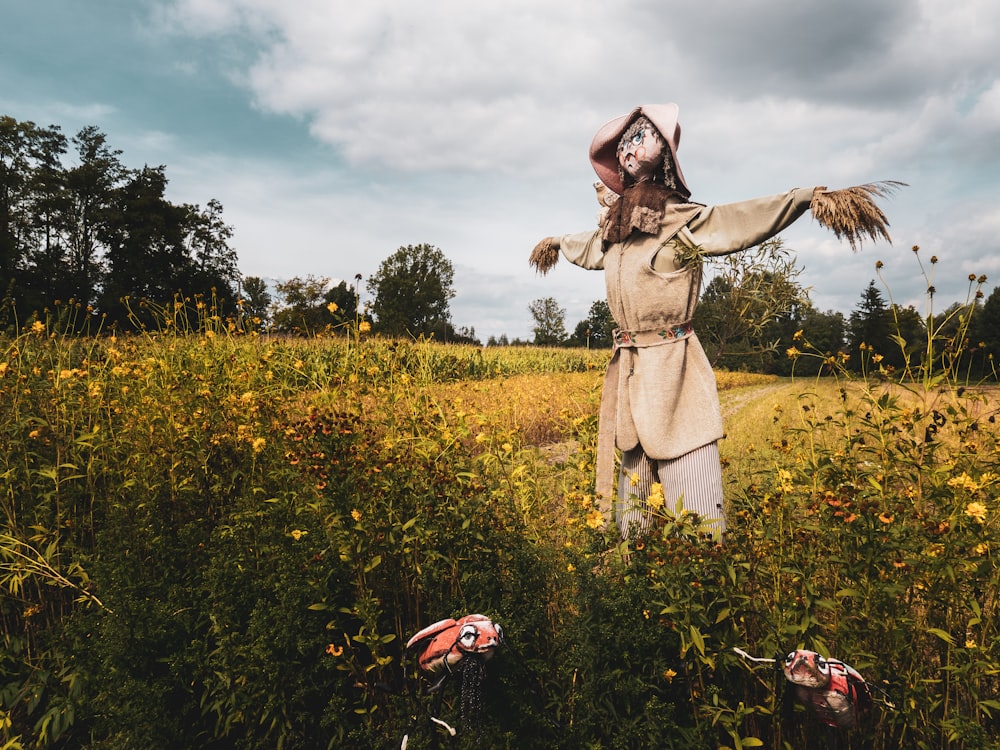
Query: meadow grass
1 320 997 749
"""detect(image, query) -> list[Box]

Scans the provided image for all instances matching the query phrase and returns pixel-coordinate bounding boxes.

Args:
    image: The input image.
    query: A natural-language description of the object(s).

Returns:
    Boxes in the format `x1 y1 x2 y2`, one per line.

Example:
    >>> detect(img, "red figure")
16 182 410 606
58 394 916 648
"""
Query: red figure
406 614 503 674
783 649 873 729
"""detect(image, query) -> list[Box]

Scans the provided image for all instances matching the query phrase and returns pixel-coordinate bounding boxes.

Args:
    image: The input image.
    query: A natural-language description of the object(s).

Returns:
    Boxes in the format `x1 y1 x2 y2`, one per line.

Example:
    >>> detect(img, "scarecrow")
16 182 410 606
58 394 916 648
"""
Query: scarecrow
530 103 901 538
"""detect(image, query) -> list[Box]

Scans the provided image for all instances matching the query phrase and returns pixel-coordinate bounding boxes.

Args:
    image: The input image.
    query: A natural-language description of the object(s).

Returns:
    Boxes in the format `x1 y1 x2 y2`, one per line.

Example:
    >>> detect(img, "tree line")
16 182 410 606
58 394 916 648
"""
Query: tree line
1 116 240 328
4 113 998 376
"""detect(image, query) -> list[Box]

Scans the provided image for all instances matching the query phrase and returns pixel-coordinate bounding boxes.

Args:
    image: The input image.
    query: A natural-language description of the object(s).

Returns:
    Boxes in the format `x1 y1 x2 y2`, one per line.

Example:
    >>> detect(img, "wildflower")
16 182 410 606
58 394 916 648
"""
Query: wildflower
786 346 801 359
629 472 640 487
647 482 665 510
792 329 804 341
351 508 362 522
566 564 575 573
326 644 344 657
777 468 794 494
974 542 989 555
965 501 987 524
502 442 513 453
251 437 266 454
31 320 45 334
663 668 678 683
327 302 338 314
948 473 980 493
290 529 306 540
878 512 894 524
358 321 371 333
872 354 883 363
585 509 604 529
966 639 977 650
875 260 884 269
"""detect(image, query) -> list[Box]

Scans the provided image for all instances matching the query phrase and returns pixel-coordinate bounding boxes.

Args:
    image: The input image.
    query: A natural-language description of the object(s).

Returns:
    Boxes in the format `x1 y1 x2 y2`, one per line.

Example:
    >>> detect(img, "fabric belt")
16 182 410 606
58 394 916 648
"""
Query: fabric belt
595 321 695 509
612 322 694 348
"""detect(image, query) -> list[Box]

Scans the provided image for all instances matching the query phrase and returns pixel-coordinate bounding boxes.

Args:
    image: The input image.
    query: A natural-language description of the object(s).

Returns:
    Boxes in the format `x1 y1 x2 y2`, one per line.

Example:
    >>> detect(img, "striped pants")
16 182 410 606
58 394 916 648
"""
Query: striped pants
616 442 726 538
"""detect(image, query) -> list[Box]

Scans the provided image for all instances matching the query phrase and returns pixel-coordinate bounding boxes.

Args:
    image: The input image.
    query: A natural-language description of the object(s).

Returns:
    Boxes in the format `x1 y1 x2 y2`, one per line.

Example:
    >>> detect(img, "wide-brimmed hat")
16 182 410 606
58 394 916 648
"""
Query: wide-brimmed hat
588 103 690 197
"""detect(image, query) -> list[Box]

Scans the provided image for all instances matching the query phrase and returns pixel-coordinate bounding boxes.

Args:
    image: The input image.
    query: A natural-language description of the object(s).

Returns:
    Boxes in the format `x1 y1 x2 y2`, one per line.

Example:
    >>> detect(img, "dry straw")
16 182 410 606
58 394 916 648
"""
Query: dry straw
810 180 907 252
529 237 561 275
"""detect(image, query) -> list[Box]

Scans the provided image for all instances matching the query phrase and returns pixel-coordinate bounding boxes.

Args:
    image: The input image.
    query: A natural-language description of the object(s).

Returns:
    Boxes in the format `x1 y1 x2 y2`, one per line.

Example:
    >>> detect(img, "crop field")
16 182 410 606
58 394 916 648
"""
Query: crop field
1 323 998 749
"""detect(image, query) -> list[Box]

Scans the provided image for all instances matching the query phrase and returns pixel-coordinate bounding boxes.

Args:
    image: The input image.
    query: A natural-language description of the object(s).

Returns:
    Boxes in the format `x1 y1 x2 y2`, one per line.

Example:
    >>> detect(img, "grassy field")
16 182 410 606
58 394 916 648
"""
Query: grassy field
2 325 998 749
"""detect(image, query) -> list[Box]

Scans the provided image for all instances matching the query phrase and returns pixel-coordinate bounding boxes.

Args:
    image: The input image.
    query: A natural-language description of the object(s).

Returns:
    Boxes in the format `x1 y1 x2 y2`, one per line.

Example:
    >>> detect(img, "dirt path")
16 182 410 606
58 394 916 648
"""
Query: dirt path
718 382 789 421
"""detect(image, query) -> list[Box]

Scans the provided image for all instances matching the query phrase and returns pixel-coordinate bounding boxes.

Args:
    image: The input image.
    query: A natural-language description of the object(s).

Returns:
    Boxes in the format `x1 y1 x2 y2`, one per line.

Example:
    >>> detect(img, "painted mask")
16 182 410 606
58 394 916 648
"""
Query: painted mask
616 116 665 184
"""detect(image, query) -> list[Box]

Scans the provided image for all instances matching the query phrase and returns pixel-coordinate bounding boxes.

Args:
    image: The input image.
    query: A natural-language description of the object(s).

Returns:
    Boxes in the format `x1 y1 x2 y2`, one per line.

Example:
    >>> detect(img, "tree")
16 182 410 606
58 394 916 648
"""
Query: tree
367 244 455 339
972 286 1000 378
694 238 807 368
240 276 272 328
0 116 70 313
184 198 240 303
569 299 615 348
98 165 193 322
272 275 335 335
64 126 128 310
847 280 892 372
529 297 568 346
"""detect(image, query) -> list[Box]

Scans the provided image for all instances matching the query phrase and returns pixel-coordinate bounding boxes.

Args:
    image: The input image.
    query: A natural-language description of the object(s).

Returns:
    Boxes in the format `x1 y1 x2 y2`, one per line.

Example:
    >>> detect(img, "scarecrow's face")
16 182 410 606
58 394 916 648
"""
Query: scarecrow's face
617 118 665 184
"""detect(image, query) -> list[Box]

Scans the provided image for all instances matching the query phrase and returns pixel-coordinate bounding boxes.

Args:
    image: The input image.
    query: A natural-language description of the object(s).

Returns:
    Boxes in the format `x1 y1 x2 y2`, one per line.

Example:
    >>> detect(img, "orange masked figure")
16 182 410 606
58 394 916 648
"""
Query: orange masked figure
406 614 503 674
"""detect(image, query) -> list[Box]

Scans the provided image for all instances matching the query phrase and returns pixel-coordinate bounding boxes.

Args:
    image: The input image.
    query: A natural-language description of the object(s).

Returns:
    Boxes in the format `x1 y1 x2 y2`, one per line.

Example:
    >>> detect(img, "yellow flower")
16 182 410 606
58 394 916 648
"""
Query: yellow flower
786 346 801 358
358 321 371 333
965 501 988 524
966 639 977 650
31 320 45 334
629 472 640 487
584 509 604 529
351 508 362 522
647 482 665 510
566 564 575 573
327 302 339 314
948 472 980 493
251 437 267 454
289 529 306 540
663 668 678 683
326 644 344 657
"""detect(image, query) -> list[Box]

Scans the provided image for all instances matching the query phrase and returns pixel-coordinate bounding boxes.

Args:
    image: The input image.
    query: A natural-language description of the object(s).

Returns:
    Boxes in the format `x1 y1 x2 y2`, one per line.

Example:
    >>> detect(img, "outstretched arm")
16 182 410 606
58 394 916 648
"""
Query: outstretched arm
676 187 818 257
530 229 605 273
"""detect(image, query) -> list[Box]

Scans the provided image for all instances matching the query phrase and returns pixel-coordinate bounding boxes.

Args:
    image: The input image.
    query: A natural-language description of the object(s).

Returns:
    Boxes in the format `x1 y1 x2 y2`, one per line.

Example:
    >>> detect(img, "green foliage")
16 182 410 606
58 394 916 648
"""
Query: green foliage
1 115 239 326
367 244 456 339
529 296 569 347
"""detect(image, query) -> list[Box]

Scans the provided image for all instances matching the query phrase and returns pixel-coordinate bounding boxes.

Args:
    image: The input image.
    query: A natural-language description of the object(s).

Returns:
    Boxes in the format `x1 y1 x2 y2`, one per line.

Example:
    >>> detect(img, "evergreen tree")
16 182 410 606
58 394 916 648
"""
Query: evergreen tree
847 280 892 372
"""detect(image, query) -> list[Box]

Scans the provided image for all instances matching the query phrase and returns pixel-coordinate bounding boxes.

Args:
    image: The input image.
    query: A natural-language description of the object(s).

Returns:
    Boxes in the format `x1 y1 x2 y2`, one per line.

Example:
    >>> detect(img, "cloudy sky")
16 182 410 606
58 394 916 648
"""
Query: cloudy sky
3 0 999 341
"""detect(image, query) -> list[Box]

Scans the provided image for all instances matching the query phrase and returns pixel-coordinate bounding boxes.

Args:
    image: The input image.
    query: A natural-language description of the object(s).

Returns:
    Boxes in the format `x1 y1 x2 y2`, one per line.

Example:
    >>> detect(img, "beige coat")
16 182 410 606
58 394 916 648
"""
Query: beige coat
559 187 816 499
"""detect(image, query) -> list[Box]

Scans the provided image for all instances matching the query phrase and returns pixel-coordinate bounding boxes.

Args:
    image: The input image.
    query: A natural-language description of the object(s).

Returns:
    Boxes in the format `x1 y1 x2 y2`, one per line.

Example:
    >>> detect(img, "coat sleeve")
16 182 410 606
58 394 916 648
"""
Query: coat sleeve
558 229 605 270
675 187 816 256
